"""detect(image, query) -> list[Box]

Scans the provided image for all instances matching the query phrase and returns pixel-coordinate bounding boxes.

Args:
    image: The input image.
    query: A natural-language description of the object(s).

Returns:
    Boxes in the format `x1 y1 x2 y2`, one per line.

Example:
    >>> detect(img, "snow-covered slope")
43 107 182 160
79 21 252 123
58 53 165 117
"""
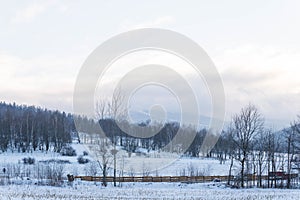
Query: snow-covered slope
0 142 234 178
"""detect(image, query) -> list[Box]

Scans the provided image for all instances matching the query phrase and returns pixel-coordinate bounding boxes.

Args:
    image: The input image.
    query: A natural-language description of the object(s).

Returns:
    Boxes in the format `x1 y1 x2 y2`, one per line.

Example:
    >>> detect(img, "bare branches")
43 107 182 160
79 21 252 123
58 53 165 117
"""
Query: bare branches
107 88 126 121
95 100 107 120
88 141 113 187
230 104 264 188
232 104 264 152
290 116 300 162
95 88 126 122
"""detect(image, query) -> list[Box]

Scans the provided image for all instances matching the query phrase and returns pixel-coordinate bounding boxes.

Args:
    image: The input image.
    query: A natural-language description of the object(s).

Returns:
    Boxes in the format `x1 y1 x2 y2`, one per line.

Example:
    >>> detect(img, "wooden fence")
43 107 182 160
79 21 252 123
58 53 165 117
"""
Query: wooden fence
70 174 298 183
72 175 233 183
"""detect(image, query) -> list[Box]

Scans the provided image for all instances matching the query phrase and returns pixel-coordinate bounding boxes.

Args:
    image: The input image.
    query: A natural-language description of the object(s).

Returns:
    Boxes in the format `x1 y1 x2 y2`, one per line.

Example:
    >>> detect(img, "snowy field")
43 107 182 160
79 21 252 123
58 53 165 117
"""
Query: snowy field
2 142 298 199
0 142 237 177
1 183 300 200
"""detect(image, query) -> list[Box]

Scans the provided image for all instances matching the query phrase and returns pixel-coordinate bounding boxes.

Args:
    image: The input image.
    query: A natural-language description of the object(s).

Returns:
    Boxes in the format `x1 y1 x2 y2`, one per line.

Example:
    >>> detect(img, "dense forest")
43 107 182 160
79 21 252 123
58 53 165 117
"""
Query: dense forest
0 102 75 153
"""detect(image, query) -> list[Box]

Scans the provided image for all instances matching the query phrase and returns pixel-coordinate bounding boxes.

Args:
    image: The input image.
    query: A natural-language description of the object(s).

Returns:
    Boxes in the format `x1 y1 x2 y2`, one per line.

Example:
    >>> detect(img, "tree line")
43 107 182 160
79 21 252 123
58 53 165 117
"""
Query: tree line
224 104 300 188
78 99 300 188
0 102 75 153
1 100 300 188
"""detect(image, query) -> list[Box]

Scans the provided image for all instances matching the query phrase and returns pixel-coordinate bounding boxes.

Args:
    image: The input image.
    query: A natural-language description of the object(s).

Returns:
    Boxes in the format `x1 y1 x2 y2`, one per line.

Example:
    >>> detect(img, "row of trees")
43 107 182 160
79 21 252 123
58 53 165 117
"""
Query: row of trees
1 99 299 188
78 105 299 161
226 104 300 188
0 102 75 153
77 117 218 157
79 99 300 188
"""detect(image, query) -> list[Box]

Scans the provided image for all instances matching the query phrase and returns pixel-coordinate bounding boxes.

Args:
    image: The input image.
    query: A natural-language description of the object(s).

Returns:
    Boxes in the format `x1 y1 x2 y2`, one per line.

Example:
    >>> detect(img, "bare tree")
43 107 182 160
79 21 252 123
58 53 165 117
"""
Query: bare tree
291 116 300 153
223 128 238 186
264 129 281 188
95 89 126 187
286 116 300 188
230 104 264 188
96 100 107 121
285 128 296 188
108 89 126 187
107 88 126 122
88 141 112 187
94 88 126 187
254 130 268 187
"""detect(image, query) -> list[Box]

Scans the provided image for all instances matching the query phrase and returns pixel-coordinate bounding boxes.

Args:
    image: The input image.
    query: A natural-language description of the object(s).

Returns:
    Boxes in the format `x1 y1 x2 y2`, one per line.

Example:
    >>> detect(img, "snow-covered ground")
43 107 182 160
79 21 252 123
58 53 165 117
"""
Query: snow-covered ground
0 143 92 177
0 183 300 200
0 142 236 177
1 142 300 199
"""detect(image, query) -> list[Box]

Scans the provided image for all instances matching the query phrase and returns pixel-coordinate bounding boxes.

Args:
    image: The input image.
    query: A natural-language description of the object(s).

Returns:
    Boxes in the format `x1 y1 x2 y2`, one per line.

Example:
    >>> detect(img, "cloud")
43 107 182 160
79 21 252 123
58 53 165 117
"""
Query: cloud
11 3 49 23
94 50 213 125
213 44 300 121
119 16 175 31
0 52 81 112
11 1 69 23
92 44 300 127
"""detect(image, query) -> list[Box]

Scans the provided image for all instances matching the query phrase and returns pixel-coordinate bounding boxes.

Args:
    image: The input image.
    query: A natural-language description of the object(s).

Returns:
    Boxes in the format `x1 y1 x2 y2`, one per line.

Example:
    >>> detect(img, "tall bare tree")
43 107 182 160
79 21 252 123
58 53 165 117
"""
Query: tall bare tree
285 128 296 188
287 116 300 188
227 128 237 186
95 88 126 187
255 130 268 187
88 140 112 187
230 104 264 188
108 89 126 187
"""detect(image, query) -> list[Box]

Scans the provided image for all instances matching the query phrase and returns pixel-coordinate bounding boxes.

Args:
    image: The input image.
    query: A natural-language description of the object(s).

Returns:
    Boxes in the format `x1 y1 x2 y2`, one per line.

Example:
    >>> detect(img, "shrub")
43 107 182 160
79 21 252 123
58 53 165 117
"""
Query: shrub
77 155 89 164
39 159 71 164
84 162 98 176
22 157 35 165
45 164 65 186
60 146 76 156
83 151 89 156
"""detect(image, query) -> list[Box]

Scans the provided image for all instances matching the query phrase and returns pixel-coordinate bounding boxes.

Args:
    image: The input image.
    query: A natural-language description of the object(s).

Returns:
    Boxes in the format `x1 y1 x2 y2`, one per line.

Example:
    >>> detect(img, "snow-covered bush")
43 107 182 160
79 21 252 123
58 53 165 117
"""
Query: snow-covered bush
77 155 89 164
60 146 77 156
84 162 98 176
45 164 65 186
22 157 35 165
39 159 71 164
83 151 89 156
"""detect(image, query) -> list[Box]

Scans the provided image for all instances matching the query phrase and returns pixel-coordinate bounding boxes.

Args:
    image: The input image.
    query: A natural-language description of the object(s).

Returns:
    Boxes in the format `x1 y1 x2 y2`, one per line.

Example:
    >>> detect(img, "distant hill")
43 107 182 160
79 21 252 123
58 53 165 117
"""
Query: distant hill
128 109 226 129
129 110 292 131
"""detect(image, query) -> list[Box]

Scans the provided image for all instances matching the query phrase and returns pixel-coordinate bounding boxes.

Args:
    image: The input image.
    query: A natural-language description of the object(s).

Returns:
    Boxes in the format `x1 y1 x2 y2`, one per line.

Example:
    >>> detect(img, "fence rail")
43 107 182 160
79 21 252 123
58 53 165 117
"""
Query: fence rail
72 175 232 183
70 174 298 183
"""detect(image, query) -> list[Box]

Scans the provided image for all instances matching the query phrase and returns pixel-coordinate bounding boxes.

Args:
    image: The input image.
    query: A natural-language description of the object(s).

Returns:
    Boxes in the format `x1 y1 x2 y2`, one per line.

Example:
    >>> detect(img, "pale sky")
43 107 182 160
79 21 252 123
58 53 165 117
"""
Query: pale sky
0 0 300 129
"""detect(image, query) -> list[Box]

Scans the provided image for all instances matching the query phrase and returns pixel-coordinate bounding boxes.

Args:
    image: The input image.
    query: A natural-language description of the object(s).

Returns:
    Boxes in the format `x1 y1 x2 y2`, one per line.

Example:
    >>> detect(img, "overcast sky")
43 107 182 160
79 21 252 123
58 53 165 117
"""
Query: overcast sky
0 0 300 129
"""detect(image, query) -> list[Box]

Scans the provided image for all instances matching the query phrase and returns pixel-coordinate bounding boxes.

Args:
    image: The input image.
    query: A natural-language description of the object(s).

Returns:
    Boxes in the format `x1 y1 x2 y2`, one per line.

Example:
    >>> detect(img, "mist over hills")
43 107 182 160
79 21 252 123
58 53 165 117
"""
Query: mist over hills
128 109 290 131
127 109 212 128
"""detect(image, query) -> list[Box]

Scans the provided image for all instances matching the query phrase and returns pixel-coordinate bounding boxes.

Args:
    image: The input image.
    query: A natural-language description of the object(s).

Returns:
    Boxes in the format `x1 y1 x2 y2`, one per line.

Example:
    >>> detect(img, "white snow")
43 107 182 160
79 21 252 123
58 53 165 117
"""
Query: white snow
1 142 300 199
0 142 239 178
0 183 300 200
